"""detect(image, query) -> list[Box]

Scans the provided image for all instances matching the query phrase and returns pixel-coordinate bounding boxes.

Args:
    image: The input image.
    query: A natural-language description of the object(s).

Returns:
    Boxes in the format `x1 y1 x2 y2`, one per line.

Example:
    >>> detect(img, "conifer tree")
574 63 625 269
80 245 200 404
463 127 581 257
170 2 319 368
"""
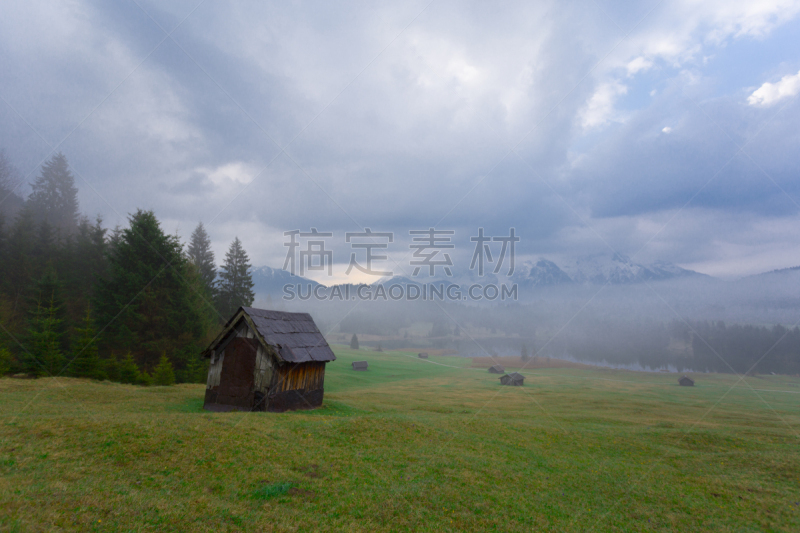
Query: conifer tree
521 343 529 362
350 334 359 350
22 267 68 376
104 356 120 383
69 307 102 379
4 209 36 309
118 352 140 384
25 296 64 377
27 152 79 233
94 209 213 371
215 237 254 318
183 353 207 384
153 352 176 386
187 222 217 295
65 216 107 312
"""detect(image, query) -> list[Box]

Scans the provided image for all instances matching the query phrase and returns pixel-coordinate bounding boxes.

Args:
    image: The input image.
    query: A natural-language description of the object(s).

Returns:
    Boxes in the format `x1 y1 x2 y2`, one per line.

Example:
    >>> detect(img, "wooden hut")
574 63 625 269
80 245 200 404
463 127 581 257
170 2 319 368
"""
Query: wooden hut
500 372 524 386
352 361 368 371
488 364 505 374
418 352 428 359
202 307 336 412
679 375 695 387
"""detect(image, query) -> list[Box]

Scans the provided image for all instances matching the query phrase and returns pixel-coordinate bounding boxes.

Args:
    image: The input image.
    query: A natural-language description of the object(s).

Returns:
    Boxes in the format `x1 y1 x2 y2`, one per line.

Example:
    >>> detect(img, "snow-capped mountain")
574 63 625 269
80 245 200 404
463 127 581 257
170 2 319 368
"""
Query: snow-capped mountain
250 266 320 297
513 253 705 287
564 253 703 284
511 259 574 288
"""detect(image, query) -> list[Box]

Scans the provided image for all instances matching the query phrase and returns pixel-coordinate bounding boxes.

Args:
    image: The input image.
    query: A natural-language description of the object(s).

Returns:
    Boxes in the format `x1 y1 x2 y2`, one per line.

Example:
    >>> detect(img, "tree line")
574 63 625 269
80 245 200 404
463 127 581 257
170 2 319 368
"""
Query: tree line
0 152 256 384
542 318 800 375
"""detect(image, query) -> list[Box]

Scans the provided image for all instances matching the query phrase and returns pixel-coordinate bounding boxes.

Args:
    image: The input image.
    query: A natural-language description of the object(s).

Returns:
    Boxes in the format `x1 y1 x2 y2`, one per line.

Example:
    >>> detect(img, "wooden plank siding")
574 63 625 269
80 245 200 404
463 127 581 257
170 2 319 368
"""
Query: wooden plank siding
271 362 326 393
266 361 326 412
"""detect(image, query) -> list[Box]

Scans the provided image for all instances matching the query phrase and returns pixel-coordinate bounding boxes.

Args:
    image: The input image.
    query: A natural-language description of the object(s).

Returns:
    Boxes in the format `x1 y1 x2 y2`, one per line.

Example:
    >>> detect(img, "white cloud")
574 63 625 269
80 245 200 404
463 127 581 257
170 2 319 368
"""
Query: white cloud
199 162 257 187
748 69 800 106
662 126 672 133
580 81 628 130
626 56 653 76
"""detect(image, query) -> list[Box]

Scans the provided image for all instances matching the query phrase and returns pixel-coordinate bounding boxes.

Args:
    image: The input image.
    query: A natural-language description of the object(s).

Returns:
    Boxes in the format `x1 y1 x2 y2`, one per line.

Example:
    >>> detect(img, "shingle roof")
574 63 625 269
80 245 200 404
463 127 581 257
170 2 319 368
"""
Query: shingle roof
243 307 336 363
205 307 336 363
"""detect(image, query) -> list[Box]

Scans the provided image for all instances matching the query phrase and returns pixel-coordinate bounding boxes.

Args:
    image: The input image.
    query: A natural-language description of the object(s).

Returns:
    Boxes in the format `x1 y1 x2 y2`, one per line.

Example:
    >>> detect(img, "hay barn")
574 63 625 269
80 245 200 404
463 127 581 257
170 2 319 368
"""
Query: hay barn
500 372 524 386
202 307 335 412
488 364 505 374
679 375 695 387
418 352 428 359
352 361 368 371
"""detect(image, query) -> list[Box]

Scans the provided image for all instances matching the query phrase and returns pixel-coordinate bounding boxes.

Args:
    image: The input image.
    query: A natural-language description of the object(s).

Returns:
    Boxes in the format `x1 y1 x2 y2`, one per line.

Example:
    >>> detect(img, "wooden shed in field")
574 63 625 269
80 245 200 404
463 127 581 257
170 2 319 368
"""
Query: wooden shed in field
202 307 336 412
488 364 505 374
679 375 695 387
418 352 428 359
500 372 524 386
352 361 368 371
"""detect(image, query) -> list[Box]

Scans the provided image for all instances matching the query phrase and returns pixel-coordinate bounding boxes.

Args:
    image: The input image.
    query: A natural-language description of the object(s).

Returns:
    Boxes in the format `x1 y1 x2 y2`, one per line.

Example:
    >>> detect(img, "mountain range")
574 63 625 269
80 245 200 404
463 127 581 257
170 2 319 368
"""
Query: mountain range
513 253 707 288
250 253 715 297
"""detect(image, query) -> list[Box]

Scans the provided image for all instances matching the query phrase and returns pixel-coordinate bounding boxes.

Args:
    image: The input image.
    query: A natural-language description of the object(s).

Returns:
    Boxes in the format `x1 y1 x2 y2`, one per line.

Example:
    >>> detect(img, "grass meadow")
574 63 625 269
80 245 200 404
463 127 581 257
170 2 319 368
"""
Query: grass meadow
1 347 800 532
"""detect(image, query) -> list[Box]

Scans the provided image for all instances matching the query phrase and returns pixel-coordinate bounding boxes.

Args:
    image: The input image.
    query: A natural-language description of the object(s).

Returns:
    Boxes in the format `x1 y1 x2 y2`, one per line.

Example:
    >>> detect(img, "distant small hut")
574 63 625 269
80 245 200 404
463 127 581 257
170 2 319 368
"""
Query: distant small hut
202 307 336 413
500 372 524 386
352 361 368 371
418 352 428 359
488 364 505 374
679 375 695 387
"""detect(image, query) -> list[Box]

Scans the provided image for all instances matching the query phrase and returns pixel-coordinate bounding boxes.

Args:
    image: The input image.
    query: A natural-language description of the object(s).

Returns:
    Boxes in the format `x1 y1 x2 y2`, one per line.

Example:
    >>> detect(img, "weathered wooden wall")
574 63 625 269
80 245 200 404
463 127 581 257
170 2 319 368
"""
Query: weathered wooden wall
204 337 258 411
266 362 326 412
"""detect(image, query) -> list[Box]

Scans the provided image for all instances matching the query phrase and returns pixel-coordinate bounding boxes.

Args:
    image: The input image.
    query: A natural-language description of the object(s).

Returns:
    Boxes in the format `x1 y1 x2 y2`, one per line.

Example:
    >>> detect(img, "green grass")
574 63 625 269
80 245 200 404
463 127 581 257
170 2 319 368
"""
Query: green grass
1 348 800 532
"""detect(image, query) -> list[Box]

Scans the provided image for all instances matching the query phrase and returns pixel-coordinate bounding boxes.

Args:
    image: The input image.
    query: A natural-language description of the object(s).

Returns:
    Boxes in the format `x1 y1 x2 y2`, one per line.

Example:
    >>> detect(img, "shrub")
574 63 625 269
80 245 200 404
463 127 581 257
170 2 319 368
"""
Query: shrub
153 353 175 386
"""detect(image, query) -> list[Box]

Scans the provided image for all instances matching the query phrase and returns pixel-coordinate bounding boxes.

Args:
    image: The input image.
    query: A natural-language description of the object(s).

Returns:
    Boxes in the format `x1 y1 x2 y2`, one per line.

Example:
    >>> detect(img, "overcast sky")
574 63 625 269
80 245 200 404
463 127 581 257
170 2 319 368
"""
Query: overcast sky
2 0 800 282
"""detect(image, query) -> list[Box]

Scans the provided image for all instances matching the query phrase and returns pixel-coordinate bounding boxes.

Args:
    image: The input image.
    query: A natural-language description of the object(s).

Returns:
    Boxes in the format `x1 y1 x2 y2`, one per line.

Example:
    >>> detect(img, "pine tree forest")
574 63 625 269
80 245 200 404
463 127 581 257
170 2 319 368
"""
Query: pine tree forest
0 153 254 384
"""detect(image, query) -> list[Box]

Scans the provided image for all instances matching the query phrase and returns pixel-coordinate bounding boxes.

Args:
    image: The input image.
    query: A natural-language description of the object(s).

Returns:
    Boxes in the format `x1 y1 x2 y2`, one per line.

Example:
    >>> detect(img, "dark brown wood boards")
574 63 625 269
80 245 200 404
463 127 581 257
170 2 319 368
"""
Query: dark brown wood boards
204 338 257 411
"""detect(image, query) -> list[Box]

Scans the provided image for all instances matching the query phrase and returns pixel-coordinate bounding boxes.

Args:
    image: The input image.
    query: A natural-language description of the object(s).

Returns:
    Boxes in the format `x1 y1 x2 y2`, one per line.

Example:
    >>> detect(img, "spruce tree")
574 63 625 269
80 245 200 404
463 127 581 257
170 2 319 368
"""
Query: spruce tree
187 222 217 294
183 353 207 384
4 209 36 309
215 237 254 318
65 216 107 313
521 343 529 362
22 267 68 376
69 307 102 379
25 296 64 377
153 353 176 386
118 352 140 384
94 209 213 371
350 334 359 350
27 153 79 233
